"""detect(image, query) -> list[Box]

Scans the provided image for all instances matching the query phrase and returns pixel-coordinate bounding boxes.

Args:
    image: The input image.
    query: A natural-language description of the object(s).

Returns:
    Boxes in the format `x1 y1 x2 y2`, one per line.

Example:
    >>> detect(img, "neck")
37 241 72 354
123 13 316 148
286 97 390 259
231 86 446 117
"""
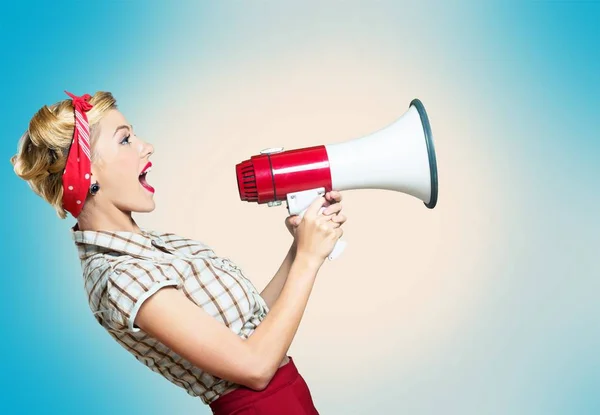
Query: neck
76 198 142 234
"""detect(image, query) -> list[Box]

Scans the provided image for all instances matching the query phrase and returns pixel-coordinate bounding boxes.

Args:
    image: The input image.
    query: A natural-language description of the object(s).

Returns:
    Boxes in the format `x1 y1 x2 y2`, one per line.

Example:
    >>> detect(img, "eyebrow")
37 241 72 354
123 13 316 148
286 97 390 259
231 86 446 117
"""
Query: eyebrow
113 124 133 137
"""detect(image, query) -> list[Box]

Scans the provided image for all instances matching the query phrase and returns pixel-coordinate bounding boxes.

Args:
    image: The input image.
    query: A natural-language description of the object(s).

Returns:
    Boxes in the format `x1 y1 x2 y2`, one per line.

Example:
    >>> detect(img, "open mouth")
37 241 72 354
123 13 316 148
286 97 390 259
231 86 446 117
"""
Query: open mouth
139 162 155 193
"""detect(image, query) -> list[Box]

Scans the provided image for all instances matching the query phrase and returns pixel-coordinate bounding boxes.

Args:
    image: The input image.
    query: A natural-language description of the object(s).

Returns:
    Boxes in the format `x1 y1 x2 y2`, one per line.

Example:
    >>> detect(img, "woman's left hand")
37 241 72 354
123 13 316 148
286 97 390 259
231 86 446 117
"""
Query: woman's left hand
285 190 346 238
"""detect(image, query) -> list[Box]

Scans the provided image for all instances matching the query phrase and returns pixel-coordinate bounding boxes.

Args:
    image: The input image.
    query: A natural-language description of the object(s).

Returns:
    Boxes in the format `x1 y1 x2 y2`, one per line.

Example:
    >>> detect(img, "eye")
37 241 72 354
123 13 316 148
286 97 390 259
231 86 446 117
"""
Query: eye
120 134 131 145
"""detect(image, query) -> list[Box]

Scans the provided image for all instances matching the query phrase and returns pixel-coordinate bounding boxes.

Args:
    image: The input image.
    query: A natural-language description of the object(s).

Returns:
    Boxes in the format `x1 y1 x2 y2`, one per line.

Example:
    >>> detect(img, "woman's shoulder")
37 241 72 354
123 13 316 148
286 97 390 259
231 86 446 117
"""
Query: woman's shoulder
148 229 215 257
82 252 159 278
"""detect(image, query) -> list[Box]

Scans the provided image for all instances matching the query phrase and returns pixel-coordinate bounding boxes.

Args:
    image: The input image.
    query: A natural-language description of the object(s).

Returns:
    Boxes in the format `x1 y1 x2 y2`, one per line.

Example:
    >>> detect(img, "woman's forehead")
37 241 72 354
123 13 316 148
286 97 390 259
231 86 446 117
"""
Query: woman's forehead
99 109 128 130
96 110 132 141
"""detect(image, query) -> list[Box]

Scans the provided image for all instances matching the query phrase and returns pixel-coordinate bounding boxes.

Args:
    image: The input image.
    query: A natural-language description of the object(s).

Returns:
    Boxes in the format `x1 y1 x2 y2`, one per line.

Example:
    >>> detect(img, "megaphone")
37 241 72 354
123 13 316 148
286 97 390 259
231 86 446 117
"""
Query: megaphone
236 98 438 260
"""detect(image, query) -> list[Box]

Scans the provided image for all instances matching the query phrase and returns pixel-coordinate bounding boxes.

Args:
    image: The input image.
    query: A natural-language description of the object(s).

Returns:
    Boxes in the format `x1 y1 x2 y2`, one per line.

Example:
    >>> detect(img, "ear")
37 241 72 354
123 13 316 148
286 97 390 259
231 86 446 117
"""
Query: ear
90 155 103 177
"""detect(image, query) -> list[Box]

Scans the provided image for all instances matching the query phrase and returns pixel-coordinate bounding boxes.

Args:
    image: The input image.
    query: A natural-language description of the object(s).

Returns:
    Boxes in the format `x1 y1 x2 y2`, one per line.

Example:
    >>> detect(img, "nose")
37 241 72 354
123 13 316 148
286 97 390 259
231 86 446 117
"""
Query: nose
140 139 154 158
146 142 155 157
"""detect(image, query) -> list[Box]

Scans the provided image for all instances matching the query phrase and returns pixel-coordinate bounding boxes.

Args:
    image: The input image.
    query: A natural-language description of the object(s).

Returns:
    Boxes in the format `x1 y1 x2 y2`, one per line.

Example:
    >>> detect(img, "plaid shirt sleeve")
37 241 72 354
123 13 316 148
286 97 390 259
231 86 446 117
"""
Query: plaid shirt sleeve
106 260 181 333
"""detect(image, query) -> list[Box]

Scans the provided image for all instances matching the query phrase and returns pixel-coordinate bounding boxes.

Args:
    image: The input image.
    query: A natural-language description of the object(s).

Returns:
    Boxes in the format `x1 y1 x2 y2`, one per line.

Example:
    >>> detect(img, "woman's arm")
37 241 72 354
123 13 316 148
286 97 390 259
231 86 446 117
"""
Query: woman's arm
260 191 345 307
259 242 296 308
135 196 342 391
136 252 322 391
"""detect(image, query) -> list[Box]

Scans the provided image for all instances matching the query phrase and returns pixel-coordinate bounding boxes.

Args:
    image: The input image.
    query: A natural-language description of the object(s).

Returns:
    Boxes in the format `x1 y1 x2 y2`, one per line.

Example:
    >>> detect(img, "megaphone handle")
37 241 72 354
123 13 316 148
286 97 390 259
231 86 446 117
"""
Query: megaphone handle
327 238 347 261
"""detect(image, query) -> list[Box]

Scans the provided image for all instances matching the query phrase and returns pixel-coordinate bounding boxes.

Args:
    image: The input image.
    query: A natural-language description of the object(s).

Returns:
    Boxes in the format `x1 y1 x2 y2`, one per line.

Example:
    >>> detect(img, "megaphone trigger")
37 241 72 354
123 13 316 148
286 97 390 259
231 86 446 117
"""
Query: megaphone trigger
286 188 326 216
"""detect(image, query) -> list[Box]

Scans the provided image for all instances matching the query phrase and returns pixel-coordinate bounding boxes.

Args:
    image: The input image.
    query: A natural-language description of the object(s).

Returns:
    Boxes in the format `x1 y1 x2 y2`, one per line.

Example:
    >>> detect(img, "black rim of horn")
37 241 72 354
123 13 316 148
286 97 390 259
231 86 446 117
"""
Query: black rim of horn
410 98 438 209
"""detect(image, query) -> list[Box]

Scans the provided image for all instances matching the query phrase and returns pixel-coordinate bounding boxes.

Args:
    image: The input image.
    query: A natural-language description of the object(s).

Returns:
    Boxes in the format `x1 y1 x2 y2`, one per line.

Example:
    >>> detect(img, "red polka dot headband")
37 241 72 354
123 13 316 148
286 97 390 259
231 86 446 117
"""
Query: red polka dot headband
62 90 93 218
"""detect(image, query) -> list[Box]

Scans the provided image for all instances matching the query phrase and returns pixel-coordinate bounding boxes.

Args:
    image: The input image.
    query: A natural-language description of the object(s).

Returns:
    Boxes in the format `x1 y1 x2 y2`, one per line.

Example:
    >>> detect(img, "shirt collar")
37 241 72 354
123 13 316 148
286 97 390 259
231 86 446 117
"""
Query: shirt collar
71 223 166 260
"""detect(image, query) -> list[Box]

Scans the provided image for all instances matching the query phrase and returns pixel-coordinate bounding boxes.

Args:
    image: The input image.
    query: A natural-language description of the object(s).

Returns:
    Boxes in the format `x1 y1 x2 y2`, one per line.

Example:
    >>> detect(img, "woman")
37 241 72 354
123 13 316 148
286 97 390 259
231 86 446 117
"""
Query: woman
10 91 346 414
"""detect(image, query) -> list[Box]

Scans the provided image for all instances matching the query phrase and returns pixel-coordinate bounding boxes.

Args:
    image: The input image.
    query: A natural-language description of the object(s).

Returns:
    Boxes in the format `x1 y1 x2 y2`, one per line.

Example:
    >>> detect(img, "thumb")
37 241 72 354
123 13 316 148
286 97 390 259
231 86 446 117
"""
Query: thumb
305 196 326 219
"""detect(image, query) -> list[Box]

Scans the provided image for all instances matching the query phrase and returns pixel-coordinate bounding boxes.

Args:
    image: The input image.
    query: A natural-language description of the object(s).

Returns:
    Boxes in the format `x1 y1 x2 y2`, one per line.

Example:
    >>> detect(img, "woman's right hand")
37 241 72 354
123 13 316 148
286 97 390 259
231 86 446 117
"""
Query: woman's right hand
293 196 344 266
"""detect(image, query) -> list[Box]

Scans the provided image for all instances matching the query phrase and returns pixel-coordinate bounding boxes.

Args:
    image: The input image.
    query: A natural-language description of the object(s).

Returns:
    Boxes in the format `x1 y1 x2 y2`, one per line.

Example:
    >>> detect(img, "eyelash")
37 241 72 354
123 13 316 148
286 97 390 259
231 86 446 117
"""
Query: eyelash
120 135 131 145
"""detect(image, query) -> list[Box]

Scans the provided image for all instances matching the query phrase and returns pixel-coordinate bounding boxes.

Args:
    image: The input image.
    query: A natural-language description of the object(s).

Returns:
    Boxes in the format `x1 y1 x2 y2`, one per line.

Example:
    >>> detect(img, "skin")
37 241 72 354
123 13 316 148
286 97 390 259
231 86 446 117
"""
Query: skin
78 109 156 233
79 109 348 393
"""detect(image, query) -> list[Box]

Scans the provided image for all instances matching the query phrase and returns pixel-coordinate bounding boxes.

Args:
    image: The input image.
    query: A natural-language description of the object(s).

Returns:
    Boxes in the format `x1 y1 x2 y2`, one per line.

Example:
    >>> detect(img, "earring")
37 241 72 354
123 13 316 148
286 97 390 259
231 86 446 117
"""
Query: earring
89 182 100 195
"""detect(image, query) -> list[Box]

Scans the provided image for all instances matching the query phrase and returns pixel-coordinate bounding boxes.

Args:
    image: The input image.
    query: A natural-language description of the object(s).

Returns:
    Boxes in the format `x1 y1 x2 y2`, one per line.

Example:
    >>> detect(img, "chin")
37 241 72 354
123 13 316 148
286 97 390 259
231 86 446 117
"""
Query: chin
141 202 156 213
130 200 156 213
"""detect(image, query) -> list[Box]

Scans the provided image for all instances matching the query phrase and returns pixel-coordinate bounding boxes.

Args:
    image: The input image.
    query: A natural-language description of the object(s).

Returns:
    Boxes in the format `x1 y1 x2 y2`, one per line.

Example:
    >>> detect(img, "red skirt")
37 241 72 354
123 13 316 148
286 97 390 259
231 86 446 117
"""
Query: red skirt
209 357 319 415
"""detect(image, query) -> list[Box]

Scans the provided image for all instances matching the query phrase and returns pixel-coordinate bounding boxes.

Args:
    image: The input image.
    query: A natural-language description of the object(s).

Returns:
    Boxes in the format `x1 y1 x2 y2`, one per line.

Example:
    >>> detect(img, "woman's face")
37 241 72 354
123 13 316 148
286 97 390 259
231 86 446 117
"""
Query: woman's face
90 109 156 214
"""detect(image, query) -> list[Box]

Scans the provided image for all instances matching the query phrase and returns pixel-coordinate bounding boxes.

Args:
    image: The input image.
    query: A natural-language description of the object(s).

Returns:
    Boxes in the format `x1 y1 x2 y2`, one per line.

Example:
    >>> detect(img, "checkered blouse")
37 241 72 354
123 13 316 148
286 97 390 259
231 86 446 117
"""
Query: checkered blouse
72 225 270 404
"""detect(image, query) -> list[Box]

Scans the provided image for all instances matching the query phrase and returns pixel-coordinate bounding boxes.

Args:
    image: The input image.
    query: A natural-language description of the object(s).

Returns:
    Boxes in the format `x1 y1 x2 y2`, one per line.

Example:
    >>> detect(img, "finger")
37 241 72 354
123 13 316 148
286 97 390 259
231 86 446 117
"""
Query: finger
305 196 326 218
322 218 341 229
323 203 342 215
328 224 343 237
331 214 346 223
316 207 334 225
326 190 342 203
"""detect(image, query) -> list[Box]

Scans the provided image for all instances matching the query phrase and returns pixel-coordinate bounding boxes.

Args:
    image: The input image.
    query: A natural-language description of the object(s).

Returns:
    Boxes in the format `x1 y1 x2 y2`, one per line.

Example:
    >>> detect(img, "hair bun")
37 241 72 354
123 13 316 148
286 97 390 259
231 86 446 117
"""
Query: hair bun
10 91 117 219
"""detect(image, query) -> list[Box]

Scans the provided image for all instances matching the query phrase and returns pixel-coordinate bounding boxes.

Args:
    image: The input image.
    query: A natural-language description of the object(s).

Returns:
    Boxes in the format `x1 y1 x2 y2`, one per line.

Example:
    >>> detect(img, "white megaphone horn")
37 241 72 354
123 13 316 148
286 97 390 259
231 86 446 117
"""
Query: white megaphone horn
236 98 439 260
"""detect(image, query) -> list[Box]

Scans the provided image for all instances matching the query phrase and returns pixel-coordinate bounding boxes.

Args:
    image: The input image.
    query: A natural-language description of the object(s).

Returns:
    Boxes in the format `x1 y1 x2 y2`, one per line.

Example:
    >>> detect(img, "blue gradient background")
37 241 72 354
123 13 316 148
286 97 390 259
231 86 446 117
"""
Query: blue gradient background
2 1 599 414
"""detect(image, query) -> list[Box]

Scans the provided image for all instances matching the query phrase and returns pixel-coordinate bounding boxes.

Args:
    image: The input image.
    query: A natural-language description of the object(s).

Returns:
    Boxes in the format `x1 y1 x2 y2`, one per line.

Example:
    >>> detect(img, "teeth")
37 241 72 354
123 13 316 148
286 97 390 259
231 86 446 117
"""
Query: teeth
140 166 152 176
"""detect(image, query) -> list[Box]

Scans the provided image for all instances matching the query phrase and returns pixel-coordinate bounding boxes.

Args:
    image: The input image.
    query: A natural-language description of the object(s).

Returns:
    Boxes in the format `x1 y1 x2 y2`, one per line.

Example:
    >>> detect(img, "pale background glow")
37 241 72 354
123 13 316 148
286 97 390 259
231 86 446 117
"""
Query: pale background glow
2 1 598 414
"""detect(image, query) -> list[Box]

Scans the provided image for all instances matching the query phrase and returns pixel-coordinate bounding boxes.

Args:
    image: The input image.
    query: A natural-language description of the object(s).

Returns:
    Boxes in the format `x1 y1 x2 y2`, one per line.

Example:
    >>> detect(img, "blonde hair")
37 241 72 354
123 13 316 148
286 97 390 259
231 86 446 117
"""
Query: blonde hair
10 91 117 219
